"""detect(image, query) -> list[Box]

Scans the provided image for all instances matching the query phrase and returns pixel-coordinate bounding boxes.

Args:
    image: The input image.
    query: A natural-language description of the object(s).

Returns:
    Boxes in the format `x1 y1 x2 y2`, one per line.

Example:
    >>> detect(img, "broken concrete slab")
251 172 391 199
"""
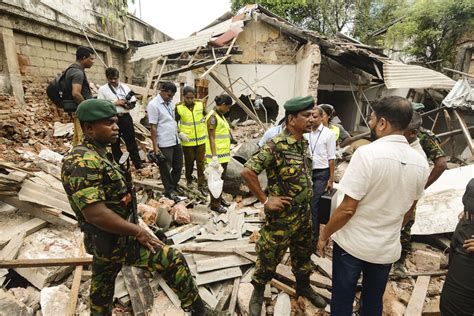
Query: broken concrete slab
0 289 32 315
411 250 442 271
274 292 291 316
40 285 70 316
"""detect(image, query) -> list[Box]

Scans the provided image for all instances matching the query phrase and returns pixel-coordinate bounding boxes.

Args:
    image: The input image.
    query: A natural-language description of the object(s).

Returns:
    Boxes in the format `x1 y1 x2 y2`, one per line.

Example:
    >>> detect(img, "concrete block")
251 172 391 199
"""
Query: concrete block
44 59 57 68
411 250 441 271
26 35 42 47
41 39 55 50
20 45 32 55
67 44 77 53
40 285 70 316
29 56 44 67
237 283 253 315
13 32 26 44
55 42 67 52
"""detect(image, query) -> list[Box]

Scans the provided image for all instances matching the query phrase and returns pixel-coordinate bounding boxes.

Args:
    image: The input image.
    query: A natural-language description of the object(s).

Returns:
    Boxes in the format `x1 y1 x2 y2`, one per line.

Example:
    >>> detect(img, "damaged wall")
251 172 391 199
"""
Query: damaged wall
295 43 321 100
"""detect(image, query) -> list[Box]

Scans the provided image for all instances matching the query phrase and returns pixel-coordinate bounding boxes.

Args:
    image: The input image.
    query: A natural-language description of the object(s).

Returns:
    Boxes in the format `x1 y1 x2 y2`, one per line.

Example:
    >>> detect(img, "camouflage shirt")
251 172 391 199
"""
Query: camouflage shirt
418 128 446 162
245 129 313 220
62 137 130 224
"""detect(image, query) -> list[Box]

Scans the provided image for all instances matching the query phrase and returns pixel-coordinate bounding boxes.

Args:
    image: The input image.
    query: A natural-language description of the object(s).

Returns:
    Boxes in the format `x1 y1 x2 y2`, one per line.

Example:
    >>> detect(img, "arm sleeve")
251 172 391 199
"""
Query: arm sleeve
327 131 337 160
97 86 108 100
66 159 106 211
244 142 275 175
70 69 85 85
338 124 350 140
337 148 371 201
207 114 218 130
147 102 159 124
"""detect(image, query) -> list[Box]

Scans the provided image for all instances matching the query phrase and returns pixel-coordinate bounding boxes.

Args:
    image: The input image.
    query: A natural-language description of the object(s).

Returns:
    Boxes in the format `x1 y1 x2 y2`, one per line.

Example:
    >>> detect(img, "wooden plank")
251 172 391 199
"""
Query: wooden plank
228 277 240 315
0 231 26 260
200 55 231 79
0 217 47 248
196 254 251 273
18 180 74 217
195 267 242 286
194 233 239 242
198 286 218 310
274 292 291 316
152 56 168 92
0 257 92 268
1 197 77 229
405 276 431 316
122 266 154 315
66 242 85 316
271 279 296 297
142 57 161 106
311 254 333 279
156 273 181 309
214 281 233 312
170 225 201 245
165 223 194 237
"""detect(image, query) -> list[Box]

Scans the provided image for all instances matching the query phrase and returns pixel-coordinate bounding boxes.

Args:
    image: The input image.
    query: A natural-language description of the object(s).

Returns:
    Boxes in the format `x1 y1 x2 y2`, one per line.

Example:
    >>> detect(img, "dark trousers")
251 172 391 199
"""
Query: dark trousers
159 144 183 195
182 144 205 187
311 168 330 241
210 162 227 208
111 113 141 168
331 243 392 316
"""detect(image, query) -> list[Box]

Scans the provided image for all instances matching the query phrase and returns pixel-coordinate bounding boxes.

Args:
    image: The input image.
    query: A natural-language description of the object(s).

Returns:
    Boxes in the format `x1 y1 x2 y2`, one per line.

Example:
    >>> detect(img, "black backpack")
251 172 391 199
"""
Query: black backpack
46 65 76 108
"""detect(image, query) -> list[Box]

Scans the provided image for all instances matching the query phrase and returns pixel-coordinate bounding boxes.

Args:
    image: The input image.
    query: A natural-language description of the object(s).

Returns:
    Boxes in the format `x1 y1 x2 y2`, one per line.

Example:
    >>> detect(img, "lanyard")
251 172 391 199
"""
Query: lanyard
310 126 324 155
163 102 174 118
108 83 126 100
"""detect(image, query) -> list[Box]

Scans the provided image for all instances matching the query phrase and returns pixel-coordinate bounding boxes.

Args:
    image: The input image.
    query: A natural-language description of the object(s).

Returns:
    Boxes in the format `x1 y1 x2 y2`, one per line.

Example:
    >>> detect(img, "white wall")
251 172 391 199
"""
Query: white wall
192 64 297 120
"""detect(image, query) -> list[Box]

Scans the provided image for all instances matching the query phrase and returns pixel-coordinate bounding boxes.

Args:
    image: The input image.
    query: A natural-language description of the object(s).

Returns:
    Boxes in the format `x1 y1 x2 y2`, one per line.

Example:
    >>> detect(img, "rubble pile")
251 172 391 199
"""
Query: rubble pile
0 146 451 316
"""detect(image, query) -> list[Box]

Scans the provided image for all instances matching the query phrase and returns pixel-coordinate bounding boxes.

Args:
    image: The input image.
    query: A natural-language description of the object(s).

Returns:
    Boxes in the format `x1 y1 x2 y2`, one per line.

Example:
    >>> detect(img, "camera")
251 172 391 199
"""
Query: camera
123 90 136 110
147 151 167 165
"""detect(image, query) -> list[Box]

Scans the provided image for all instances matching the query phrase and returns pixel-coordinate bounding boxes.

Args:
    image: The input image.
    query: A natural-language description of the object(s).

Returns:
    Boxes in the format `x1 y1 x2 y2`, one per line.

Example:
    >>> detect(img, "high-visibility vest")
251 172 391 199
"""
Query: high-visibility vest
176 101 207 146
328 124 340 141
205 109 231 163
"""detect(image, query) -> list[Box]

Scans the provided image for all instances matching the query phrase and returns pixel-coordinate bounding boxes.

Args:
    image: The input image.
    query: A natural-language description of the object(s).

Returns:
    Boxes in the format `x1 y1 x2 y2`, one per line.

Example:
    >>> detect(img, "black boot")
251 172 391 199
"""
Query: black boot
191 296 214 316
295 274 327 308
249 283 265 316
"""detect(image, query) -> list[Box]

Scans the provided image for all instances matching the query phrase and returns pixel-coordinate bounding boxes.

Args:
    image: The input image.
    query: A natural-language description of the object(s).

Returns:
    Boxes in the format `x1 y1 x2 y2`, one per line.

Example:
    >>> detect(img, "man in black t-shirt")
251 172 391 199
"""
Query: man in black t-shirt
63 46 95 145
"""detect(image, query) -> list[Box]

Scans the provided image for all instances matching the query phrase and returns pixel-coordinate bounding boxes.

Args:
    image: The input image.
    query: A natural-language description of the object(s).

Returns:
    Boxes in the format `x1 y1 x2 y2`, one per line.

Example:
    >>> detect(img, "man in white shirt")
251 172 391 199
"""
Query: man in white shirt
318 96 429 316
147 82 183 202
258 118 285 147
97 67 142 169
305 106 336 243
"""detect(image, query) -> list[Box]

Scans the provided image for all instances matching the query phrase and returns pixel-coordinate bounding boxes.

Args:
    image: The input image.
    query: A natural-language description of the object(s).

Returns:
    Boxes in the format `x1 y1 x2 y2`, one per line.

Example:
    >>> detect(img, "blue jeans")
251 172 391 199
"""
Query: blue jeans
331 243 392 316
311 168 330 240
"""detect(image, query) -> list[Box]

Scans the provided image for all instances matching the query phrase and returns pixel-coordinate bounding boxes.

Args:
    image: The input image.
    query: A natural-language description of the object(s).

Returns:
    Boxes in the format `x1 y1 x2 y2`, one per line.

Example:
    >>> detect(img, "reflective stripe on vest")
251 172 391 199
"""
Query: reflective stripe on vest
177 101 207 146
205 109 231 164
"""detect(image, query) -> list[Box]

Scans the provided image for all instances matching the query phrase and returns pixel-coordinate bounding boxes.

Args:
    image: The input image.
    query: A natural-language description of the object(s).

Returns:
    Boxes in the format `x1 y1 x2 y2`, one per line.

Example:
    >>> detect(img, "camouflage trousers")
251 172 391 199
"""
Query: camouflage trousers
90 244 198 316
400 209 417 262
252 209 314 286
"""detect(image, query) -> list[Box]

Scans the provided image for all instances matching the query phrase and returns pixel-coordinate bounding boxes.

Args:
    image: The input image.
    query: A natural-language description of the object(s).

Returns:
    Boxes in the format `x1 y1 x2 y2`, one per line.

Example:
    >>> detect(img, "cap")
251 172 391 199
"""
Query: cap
76 99 117 122
284 96 315 113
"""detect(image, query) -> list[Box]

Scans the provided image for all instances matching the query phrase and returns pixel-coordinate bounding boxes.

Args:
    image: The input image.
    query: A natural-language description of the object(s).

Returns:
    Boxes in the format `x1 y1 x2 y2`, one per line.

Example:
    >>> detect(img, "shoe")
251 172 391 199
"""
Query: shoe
221 199 231 207
134 162 143 170
165 192 181 204
393 261 407 279
174 186 185 195
297 286 327 308
210 205 227 214
249 284 265 316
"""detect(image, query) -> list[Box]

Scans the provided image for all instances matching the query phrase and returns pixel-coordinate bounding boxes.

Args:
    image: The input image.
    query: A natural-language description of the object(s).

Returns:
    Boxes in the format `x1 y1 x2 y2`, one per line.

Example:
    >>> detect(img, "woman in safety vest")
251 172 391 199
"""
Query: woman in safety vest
205 94 233 213
319 104 352 147
176 86 208 196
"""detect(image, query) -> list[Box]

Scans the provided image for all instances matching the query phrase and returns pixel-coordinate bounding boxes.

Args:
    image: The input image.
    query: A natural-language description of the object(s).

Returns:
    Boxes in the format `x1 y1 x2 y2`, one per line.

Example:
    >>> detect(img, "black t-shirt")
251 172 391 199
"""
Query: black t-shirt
63 63 92 102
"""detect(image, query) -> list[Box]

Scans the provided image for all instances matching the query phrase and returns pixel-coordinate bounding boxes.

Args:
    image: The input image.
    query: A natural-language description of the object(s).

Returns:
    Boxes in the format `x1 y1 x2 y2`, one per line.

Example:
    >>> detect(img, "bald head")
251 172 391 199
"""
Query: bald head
371 96 413 131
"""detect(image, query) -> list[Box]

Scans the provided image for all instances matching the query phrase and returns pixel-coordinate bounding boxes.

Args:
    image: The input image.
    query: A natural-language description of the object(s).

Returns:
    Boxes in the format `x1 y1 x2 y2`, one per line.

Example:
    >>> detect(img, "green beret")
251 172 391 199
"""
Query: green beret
411 102 425 111
284 96 314 113
76 99 117 122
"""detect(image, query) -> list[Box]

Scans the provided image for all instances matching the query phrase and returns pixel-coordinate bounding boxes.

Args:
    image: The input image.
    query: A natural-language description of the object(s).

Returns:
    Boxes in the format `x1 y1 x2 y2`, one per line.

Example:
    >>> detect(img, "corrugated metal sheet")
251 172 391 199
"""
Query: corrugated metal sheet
197 18 234 36
383 61 455 90
130 33 212 62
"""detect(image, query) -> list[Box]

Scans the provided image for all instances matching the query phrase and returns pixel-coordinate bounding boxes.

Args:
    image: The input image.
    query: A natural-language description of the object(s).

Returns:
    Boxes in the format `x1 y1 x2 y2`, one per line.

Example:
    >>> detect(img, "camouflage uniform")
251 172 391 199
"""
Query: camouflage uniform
62 138 199 315
244 129 313 286
400 128 446 258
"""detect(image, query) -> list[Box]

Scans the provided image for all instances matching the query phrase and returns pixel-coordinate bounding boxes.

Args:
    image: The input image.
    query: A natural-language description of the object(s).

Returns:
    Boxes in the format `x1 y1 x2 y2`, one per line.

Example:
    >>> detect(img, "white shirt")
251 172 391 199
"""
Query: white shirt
410 138 428 160
258 124 284 147
147 94 180 148
332 135 429 264
304 124 336 169
97 82 136 114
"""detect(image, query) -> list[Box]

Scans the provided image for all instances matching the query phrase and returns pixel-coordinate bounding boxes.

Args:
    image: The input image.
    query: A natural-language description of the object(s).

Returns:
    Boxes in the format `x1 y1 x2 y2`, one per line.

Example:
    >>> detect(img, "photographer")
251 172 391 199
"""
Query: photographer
98 67 142 169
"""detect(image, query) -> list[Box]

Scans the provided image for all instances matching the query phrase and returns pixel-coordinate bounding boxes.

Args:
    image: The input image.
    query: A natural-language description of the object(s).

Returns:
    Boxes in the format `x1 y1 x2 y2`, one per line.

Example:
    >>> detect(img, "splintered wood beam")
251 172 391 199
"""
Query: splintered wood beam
152 56 168 92
453 109 474 153
0 257 92 268
66 242 85 316
405 276 431 315
208 71 265 129
200 55 231 79
142 57 161 106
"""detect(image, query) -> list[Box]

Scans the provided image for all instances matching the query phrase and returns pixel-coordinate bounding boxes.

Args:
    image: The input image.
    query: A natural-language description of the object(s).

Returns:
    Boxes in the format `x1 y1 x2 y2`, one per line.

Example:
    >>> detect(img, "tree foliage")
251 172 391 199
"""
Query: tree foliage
387 0 473 70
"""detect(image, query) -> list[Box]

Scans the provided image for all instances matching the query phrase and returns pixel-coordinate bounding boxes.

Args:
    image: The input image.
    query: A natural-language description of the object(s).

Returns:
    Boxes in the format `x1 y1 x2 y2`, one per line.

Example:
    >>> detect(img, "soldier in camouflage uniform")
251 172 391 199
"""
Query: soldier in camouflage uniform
61 99 211 316
394 111 447 278
241 96 327 315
